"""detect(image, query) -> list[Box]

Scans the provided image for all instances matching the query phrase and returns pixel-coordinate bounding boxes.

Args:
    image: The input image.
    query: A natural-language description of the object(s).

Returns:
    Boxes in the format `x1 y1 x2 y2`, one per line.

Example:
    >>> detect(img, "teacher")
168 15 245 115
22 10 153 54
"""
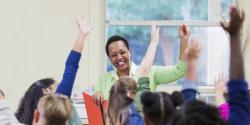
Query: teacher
93 24 190 102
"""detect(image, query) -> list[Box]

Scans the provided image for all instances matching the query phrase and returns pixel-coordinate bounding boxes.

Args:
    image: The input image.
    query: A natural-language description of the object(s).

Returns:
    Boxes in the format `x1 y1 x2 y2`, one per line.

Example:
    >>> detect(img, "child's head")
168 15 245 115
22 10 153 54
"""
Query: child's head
107 76 137 125
33 94 72 125
172 100 226 125
16 78 57 124
141 91 183 125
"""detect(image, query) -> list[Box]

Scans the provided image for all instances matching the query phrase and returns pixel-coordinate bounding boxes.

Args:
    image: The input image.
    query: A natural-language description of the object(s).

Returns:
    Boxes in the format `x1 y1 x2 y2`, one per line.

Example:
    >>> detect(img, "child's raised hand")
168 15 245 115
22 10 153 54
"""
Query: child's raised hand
221 6 244 37
76 16 91 37
185 38 201 61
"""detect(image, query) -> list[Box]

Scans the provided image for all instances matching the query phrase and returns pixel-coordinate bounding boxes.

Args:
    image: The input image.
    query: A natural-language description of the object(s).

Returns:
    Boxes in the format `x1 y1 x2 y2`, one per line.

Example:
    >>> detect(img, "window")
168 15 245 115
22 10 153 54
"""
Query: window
105 0 234 87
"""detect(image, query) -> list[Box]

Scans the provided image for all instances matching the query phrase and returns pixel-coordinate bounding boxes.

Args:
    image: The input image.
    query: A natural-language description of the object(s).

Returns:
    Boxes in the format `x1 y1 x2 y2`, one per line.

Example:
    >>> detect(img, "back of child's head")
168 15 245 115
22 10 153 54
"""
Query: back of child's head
16 78 56 124
36 94 72 125
141 91 183 125
171 100 226 125
107 76 137 125
114 76 136 96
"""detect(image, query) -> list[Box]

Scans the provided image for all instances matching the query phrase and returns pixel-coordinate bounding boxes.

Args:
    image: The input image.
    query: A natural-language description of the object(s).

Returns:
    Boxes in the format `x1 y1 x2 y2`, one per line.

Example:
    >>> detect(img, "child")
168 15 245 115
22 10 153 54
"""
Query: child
141 37 201 125
32 94 72 125
106 22 160 125
15 17 90 125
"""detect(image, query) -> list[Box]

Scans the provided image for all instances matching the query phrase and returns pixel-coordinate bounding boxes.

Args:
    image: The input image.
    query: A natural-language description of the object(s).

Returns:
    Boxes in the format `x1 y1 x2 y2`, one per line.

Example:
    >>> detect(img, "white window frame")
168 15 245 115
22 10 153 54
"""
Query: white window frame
104 0 234 100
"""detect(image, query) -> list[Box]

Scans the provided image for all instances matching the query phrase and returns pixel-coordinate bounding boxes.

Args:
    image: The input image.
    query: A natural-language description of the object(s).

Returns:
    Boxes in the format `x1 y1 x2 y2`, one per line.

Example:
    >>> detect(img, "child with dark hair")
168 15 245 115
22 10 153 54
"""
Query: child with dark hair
172 100 226 125
170 38 227 125
141 91 183 125
172 6 250 125
141 36 201 125
15 17 90 125
15 78 57 124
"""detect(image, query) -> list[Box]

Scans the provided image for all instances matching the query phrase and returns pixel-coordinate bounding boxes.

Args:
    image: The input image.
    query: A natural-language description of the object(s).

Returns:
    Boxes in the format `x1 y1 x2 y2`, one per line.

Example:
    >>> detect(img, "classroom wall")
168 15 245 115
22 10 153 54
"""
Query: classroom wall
0 0 249 111
0 0 105 110
242 0 250 83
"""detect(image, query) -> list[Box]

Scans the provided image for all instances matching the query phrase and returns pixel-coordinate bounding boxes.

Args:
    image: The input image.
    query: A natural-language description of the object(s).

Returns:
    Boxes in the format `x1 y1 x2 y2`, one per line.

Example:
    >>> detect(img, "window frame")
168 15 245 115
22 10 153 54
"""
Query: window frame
104 0 233 99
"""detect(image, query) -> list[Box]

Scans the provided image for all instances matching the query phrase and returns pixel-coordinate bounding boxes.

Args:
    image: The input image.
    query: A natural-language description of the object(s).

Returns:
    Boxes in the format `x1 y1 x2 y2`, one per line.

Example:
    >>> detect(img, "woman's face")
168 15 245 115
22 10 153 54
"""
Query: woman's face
108 40 131 72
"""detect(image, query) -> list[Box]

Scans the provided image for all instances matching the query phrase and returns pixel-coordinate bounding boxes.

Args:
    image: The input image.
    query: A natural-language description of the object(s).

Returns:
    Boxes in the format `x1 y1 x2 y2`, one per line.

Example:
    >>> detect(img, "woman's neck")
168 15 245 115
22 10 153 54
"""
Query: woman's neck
117 70 129 77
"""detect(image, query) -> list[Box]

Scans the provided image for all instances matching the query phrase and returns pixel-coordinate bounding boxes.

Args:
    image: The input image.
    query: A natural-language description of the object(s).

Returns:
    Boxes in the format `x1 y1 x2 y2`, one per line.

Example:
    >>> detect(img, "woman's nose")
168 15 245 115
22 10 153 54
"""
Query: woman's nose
116 54 122 60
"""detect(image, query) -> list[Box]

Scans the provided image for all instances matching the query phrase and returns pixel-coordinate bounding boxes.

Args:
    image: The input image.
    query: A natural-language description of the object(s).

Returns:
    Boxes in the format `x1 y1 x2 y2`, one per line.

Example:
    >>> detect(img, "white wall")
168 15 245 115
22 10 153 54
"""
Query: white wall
243 0 250 83
0 0 105 110
0 0 250 111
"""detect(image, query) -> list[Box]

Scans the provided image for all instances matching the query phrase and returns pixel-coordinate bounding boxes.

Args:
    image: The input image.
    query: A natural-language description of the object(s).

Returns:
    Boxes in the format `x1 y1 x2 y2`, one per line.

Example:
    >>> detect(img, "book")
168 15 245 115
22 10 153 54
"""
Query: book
83 92 108 125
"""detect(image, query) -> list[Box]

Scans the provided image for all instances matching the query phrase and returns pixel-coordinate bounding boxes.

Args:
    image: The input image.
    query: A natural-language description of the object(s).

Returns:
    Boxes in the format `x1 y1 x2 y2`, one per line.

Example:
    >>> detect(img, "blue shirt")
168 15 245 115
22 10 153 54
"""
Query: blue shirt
55 50 82 125
126 103 144 125
227 80 250 125
56 50 81 97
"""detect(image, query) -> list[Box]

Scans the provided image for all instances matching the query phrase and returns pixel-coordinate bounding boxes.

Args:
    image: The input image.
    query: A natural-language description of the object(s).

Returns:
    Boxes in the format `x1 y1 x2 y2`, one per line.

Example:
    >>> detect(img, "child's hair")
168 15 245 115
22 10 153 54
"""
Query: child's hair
15 78 56 124
107 76 137 125
171 100 226 125
37 94 72 125
141 91 183 125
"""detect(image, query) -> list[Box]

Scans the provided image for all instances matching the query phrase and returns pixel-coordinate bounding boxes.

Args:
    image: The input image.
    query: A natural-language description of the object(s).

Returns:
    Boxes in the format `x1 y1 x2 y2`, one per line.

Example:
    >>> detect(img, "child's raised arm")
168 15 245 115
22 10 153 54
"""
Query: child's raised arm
137 22 159 77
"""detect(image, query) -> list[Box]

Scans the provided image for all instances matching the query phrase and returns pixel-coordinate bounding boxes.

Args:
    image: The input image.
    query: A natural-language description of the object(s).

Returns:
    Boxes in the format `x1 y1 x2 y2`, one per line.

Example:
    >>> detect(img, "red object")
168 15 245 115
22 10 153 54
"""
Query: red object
83 92 108 125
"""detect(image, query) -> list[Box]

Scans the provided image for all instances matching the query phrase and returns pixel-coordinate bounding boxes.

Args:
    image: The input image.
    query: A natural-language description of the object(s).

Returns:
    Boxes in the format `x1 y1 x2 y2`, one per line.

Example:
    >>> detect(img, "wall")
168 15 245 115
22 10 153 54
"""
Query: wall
0 0 249 111
0 0 105 110
243 0 250 83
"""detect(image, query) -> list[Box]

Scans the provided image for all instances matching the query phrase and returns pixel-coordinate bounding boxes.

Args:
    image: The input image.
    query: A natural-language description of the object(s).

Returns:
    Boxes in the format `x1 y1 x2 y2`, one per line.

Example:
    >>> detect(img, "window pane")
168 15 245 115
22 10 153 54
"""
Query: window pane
106 26 229 85
107 0 235 21
107 0 208 20
220 0 235 19
199 94 216 105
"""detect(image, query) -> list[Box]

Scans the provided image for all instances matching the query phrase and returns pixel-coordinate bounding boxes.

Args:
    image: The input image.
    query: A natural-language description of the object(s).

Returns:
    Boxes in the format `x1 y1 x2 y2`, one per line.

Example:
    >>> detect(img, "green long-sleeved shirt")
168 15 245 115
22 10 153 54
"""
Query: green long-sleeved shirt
94 60 187 99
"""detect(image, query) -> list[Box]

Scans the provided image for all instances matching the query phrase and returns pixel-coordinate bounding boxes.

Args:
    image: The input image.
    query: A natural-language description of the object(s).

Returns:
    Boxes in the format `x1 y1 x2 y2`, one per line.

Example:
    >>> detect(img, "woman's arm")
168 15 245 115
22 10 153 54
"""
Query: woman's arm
179 24 190 61
153 25 190 85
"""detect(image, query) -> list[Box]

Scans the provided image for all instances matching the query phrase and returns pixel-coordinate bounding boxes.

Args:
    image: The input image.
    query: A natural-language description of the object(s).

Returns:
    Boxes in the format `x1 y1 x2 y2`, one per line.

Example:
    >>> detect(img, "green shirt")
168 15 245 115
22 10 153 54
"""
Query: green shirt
94 60 187 99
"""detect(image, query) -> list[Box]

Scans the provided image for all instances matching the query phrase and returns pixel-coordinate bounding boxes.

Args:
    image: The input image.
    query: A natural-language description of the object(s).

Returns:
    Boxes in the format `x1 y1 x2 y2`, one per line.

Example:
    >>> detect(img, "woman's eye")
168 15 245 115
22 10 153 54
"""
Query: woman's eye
120 51 126 55
111 54 116 57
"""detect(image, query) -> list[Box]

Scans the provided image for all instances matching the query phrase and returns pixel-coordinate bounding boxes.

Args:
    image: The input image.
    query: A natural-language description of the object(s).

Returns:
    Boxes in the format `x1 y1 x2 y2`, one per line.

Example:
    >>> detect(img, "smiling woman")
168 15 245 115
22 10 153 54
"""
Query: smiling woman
106 36 131 76
93 23 189 106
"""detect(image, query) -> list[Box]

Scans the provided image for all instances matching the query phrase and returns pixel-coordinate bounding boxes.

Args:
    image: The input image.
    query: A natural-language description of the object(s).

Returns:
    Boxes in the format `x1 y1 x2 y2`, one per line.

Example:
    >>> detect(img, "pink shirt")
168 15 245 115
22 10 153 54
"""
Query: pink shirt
219 102 230 121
